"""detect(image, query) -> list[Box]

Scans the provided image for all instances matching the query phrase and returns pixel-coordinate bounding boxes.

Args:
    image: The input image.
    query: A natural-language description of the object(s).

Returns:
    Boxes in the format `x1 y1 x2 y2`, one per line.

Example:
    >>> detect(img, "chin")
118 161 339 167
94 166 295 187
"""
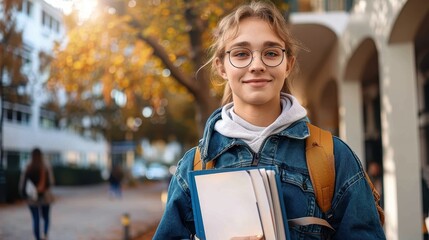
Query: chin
244 97 273 106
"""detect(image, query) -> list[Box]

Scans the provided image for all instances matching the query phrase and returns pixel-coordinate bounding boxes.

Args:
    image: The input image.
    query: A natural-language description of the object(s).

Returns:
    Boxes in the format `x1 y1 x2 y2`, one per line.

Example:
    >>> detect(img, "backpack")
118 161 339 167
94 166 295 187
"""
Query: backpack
193 122 385 229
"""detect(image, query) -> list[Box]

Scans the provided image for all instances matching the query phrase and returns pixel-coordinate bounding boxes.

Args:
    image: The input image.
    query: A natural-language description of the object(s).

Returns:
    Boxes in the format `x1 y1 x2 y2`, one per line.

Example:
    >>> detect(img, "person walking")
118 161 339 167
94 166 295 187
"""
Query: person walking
108 165 124 199
19 148 55 240
153 1 385 239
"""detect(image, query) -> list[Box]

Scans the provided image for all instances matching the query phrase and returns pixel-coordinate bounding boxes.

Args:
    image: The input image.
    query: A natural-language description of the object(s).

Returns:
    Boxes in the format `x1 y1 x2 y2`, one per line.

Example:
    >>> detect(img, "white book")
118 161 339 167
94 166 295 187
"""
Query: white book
189 167 290 240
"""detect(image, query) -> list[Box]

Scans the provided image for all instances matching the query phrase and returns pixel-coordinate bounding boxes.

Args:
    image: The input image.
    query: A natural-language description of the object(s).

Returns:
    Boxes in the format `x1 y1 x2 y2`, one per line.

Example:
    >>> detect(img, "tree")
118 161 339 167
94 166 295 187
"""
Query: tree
1 0 27 104
46 0 289 144
0 0 26 202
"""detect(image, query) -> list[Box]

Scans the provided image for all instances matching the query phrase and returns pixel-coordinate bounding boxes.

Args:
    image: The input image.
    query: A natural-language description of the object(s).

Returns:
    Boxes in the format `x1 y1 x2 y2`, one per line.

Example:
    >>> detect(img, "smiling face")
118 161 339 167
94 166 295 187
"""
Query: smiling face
216 17 294 112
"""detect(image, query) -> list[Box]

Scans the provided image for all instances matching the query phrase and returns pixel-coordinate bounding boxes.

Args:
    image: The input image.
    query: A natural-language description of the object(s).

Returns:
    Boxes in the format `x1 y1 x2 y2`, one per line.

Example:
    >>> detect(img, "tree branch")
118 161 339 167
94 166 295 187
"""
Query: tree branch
137 34 198 96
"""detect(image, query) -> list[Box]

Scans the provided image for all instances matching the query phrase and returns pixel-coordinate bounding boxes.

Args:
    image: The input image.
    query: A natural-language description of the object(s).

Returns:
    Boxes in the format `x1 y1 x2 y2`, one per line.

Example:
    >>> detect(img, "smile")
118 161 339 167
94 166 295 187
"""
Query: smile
242 79 272 87
242 79 272 83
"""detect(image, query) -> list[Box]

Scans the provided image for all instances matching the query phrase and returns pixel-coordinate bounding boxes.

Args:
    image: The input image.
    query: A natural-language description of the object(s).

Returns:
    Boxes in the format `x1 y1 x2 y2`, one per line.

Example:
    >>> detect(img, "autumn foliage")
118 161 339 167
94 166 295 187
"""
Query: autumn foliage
46 0 289 143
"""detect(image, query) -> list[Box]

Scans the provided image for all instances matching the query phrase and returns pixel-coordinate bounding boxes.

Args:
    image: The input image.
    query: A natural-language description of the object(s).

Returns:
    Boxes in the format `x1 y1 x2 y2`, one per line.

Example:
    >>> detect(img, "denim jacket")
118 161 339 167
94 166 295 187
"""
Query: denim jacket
153 108 386 240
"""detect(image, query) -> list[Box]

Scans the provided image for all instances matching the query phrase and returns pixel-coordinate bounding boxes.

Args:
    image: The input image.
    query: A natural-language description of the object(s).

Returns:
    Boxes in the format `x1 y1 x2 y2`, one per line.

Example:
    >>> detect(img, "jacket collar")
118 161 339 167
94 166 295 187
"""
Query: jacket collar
198 107 311 163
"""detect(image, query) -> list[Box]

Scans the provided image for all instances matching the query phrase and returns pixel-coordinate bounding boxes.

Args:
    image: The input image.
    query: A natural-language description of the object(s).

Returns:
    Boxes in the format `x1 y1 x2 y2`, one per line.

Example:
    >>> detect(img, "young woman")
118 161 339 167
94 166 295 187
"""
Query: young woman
153 1 386 239
20 148 55 240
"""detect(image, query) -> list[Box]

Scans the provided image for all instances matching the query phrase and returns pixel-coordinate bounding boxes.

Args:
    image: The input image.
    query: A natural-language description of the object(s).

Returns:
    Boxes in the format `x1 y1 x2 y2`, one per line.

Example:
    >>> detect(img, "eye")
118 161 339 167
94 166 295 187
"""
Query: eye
230 48 251 58
263 48 281 58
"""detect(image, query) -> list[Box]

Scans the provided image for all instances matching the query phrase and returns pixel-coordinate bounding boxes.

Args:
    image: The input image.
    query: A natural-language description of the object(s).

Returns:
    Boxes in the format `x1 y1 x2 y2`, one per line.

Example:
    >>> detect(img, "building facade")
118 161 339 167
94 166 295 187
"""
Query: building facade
290 0 428 239
2 0 109 171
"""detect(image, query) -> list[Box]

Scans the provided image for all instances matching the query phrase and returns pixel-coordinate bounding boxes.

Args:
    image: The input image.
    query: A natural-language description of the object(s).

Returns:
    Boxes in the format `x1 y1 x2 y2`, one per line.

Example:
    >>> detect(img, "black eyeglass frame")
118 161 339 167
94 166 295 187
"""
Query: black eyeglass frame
225 47 287 68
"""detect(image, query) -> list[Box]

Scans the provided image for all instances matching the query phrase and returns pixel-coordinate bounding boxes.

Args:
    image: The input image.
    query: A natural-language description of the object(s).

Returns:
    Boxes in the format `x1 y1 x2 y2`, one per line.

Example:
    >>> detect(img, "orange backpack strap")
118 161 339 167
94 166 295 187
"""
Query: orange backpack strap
193 147 215 170
305 122 335 213
289 123 335 230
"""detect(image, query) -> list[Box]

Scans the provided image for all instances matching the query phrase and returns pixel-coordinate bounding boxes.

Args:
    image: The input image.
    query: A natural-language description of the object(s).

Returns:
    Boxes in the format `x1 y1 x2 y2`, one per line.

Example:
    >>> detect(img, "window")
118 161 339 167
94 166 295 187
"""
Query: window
425 126 429 165
55 21 60 33
42 11 47 26
19 0 33 16
16 111 22 122
45 152 61 166
49 14 53 29
39 109 59 129
6 151 21 170
6 109 14 121
20 44 33 74
3 102 32 125
26 0 33 16
41 10 61 33
424 80 429 112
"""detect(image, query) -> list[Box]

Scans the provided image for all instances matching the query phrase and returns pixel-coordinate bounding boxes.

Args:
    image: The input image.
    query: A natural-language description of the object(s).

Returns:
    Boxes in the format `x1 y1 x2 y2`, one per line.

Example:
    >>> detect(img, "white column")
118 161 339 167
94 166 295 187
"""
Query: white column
380 42 422 240
339 80 365 162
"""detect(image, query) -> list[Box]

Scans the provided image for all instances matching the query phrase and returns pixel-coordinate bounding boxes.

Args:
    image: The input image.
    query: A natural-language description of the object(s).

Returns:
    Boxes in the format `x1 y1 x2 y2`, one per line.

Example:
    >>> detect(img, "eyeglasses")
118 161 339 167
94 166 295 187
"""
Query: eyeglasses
225 47 286 68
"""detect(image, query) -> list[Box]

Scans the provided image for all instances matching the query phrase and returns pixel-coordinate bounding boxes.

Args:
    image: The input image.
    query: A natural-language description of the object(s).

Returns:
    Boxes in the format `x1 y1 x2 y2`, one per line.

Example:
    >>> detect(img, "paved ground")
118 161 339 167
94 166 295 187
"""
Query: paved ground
133 225 158 240
0 180 168 240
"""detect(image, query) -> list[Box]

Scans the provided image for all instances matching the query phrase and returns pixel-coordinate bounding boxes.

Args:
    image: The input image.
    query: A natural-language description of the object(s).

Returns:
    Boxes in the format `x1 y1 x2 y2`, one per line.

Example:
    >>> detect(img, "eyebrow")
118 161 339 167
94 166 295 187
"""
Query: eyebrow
229 41 284 48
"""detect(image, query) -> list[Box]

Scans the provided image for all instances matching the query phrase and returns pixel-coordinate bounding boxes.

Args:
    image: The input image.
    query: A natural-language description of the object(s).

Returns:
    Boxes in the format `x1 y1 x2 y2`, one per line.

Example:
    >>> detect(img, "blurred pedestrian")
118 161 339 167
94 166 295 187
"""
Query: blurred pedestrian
109 165 124 199
367 160 383 206
19 148 55 240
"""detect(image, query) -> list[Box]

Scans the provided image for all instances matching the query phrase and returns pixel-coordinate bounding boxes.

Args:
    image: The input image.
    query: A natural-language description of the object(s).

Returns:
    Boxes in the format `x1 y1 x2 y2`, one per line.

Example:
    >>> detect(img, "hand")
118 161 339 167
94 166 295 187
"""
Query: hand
230 235 264 240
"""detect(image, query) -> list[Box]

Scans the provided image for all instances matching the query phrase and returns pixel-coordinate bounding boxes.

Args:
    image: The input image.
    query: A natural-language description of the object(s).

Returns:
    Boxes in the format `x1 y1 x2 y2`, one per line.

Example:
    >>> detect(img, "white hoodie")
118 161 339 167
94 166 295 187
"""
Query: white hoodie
214 93 307 153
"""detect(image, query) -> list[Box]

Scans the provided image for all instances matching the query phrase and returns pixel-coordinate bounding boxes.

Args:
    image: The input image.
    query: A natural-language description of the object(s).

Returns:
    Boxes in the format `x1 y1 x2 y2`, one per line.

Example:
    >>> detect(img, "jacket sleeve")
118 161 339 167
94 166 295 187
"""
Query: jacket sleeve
153 151 196 240
331 138 386 239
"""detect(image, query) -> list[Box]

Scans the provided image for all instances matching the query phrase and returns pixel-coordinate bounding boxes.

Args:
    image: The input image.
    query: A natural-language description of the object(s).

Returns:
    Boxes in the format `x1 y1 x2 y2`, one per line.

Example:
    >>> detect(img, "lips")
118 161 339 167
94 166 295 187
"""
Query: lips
242 79 272 83
242 79 272 88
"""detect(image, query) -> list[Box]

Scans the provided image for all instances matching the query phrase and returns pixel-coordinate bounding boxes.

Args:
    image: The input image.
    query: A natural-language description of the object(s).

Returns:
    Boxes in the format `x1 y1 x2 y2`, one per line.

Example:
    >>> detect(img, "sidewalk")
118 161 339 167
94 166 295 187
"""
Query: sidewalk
0 180 168 240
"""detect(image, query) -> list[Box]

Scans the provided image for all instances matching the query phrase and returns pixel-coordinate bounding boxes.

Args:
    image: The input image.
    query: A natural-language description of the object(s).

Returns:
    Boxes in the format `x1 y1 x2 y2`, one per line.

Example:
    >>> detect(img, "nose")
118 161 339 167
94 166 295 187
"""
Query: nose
249 51 266 72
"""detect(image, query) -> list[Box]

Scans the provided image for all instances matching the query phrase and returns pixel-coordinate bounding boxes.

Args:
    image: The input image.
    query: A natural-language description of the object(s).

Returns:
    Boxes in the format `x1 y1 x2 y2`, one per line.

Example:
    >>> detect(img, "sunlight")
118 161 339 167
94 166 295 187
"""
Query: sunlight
73 0 99 22
45 0 98 21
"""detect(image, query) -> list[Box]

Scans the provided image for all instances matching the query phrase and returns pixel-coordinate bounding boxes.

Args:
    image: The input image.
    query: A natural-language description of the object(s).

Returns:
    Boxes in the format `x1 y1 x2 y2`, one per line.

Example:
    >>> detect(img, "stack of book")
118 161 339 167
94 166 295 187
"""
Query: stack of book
189 167 290 240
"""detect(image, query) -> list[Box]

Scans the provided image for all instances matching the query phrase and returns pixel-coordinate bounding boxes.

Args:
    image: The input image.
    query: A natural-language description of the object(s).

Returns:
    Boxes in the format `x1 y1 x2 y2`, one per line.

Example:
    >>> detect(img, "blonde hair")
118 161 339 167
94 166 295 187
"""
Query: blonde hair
207 1 301 106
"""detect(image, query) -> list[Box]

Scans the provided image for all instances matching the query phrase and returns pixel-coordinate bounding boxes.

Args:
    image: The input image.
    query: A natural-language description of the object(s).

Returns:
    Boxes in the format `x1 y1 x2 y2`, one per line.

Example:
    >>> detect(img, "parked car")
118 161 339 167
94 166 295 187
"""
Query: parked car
146 163 170 180
131 162 147 179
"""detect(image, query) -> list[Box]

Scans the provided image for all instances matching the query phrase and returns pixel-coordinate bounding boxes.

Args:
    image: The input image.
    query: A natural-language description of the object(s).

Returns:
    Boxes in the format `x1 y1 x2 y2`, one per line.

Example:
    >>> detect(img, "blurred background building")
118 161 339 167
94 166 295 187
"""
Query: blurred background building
287 0 428 239
0 0 112 206
2 0 109 171
1 0 428 239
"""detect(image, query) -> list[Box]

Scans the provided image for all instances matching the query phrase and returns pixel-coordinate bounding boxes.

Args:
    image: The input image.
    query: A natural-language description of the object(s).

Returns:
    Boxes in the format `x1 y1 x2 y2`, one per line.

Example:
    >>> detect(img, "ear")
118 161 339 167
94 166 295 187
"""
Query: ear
285 55 296 77
215 57 228 80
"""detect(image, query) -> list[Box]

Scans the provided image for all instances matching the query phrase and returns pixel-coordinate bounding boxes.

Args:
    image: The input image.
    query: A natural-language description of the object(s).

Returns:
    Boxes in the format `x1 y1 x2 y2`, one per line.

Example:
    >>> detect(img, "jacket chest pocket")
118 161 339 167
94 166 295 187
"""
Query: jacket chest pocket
278 168 317 217
280 169 314 193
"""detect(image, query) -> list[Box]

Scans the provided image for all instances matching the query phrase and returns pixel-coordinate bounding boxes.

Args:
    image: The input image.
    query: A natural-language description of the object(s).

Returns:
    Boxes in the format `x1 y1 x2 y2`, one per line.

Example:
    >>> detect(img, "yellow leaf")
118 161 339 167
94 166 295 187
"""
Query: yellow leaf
73 61 83 70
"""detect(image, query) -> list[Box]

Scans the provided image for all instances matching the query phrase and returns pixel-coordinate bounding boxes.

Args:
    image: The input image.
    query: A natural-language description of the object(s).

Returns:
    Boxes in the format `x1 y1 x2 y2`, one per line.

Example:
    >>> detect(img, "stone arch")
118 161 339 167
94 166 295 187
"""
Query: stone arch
344 38 377 82
344 38 383 178
291 23 337 84
389 0 429 44
290 22 339 129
